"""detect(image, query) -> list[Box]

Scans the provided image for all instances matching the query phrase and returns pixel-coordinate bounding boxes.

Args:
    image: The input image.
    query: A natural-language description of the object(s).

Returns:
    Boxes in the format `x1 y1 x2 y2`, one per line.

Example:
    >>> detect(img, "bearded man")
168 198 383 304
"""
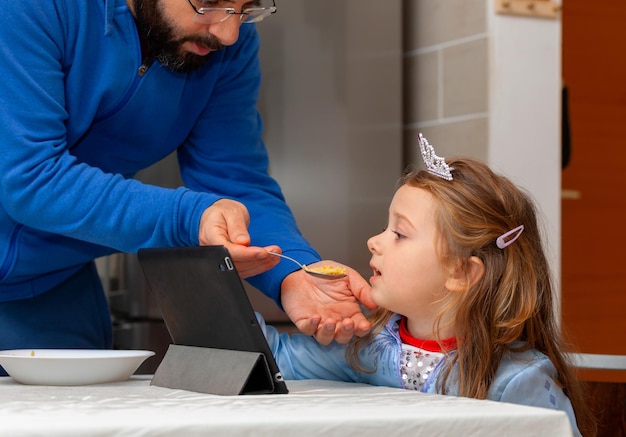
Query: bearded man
0 0 374 374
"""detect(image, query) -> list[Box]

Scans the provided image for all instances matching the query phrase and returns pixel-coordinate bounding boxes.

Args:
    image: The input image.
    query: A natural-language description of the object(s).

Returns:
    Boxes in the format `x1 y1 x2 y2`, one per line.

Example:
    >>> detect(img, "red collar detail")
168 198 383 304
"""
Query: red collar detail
398 317 457 352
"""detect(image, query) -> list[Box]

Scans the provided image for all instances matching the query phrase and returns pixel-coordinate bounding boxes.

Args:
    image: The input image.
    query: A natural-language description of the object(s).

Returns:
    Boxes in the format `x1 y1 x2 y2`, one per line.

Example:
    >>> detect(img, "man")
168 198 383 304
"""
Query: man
0 0 374 367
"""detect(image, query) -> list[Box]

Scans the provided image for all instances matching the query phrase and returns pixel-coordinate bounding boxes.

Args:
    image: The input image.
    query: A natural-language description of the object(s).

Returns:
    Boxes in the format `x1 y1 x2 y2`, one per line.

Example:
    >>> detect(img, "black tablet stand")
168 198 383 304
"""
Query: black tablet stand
150 344 276 395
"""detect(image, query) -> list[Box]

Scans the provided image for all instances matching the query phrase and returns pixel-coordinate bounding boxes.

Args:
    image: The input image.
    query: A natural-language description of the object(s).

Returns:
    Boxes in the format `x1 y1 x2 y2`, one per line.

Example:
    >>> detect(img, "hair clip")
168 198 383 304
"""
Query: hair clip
418 133 453 181
496 225 525 249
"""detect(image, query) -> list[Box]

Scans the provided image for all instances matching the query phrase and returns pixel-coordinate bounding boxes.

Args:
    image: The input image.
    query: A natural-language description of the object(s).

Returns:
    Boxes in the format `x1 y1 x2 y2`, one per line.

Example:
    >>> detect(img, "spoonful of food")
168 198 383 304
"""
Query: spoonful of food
269 252 347 279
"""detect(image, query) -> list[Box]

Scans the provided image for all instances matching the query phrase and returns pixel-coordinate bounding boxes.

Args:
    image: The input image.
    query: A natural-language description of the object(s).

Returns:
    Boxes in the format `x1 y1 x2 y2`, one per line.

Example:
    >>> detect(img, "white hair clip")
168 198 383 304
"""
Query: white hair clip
418 133 453 181
496 225 525 249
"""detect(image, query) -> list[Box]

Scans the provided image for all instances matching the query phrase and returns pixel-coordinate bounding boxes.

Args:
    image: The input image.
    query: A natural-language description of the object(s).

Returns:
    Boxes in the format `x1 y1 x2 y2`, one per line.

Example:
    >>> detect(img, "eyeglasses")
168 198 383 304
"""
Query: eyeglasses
186 0 277 25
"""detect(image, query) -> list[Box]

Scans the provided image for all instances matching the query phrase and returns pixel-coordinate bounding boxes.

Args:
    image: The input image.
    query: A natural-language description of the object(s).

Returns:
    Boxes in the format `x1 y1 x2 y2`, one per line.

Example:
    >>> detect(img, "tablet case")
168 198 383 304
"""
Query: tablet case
137 245 288 395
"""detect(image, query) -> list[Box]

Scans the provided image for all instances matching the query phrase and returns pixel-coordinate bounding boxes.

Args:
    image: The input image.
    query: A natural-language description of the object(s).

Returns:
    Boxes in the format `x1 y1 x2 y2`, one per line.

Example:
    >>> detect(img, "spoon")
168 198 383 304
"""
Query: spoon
269 252 347 279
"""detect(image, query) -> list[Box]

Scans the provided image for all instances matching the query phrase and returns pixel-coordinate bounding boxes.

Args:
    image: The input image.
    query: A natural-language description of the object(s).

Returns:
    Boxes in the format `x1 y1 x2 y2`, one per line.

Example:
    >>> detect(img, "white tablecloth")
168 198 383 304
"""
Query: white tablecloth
0 376 572 436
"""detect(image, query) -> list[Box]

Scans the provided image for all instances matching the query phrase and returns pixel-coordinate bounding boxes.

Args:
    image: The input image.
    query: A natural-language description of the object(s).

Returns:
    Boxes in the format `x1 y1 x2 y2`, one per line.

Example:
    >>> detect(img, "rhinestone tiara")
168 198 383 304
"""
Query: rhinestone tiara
418 133 453 181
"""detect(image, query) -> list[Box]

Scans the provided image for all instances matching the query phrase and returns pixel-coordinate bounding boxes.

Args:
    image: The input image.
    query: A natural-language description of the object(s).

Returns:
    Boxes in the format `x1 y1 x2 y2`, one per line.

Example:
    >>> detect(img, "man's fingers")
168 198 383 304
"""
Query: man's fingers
312 321 336 346
332 319 356 344
199 199 251 246
293 316 321 337
223 212 250 246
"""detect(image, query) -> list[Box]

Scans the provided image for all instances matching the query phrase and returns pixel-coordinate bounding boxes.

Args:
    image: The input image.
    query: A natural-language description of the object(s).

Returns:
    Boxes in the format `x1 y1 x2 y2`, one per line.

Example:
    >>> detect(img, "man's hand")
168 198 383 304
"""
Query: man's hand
198 199 279 278
280 262 377 345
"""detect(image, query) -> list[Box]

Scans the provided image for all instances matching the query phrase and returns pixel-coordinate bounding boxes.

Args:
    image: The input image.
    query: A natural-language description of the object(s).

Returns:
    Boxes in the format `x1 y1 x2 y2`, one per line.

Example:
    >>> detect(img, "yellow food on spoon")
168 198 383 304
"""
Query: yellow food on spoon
308 265 347 276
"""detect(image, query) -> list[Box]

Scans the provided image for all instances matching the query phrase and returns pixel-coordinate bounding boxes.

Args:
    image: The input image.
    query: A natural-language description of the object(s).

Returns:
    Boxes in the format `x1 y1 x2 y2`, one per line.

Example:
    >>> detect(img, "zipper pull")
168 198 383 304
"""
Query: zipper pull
137 63 149 77
137 57 154 77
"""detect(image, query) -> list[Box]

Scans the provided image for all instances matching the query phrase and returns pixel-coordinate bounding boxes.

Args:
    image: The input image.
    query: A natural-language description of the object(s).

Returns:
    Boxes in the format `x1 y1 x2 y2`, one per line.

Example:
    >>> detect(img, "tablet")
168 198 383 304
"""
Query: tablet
137 245 288 394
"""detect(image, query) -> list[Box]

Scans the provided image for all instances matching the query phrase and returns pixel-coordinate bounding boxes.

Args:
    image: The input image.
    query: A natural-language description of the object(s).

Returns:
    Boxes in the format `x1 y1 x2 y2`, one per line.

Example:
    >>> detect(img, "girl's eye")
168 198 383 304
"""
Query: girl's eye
392 230 406 240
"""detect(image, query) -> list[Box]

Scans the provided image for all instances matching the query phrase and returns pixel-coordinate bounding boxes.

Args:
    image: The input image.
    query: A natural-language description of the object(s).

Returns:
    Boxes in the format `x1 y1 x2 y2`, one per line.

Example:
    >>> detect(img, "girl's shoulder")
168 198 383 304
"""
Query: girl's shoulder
490 346 582 436
490 346 570 408
494 346 556 383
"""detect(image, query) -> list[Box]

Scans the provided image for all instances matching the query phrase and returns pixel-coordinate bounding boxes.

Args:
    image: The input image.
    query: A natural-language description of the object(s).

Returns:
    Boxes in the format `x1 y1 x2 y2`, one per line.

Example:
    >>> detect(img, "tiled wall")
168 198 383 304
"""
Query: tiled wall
403 0 489 163
257 1 403 275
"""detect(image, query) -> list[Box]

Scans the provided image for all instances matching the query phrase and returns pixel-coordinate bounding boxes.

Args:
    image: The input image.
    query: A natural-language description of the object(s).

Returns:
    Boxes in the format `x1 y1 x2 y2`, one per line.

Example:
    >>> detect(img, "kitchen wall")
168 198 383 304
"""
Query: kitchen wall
247 0 404 319
257 0 403 271
403 0 489 160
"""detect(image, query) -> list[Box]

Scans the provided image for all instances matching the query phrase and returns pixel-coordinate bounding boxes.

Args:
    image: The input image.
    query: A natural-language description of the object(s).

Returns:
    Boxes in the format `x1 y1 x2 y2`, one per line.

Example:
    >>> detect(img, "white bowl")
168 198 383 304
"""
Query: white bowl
0 349 155 386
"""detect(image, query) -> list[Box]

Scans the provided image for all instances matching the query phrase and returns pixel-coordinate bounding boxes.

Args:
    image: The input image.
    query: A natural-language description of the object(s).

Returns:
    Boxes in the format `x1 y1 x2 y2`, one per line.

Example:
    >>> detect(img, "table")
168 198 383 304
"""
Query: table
566 352 626 371
0 376 573 436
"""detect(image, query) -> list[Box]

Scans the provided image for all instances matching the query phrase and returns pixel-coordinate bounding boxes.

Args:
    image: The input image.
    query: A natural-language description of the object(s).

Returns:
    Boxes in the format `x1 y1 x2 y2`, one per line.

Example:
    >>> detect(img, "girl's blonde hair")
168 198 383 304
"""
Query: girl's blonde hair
349 158 595 436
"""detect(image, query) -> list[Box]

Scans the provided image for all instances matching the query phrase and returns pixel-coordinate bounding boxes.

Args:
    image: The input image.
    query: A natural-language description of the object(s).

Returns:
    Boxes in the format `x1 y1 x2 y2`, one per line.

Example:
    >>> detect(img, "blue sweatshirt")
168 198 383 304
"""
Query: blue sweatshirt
0 0 319 302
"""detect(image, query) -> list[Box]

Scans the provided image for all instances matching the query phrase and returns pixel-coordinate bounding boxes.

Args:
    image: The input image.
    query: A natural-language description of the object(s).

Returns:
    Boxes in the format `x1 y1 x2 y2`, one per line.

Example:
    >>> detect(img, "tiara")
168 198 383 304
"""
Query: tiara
418 133 453 181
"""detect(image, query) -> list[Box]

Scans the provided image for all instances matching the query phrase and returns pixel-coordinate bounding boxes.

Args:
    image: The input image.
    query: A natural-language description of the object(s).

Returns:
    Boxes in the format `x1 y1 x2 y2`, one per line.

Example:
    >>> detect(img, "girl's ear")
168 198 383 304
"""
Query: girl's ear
445 256 485 292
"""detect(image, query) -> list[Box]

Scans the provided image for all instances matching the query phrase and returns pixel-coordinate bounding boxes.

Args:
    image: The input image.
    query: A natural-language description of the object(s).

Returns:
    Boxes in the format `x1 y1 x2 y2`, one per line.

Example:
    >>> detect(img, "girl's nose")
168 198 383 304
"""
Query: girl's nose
206 17 241 46
367 234 380 254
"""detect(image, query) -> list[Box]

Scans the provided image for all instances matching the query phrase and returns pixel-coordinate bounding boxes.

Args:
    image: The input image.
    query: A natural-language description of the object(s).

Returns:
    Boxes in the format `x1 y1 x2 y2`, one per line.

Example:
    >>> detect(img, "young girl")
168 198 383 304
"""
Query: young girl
262 135 594 437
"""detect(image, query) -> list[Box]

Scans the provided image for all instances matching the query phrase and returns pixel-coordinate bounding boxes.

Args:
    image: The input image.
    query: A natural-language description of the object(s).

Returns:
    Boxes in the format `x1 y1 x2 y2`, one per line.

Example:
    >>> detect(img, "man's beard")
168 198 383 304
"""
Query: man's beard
132 0 224 73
